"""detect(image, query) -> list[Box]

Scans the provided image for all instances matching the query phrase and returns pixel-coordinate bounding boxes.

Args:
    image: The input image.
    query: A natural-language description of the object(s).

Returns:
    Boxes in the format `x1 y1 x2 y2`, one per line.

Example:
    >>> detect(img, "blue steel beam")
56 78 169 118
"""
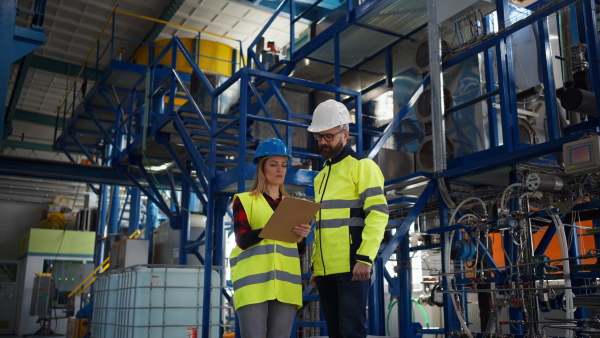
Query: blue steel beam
167 170 181 217
129 156 173 216
444 0 579 70
538 18 560 141
156 132 208 200
0 154 175 187
0 0 45 145
179 176 191 264
438 131 591 179
367 74 429 160
380 179 436 264
4 53 33 140
128 187 142 236
583 0 600 117
397 236 412 338
201 189 215 338
95 185 109 266
172 113 211 180
368 256 386 335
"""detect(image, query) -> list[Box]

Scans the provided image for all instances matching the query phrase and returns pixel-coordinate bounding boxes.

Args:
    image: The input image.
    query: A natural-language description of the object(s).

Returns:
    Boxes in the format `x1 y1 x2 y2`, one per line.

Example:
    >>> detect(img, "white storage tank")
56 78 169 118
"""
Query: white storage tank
92 265 220 338
153 214 206 265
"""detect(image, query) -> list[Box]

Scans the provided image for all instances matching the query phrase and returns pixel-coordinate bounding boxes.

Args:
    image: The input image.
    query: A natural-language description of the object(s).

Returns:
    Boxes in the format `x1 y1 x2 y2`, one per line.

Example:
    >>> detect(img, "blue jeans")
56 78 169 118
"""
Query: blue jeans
315 273 370 338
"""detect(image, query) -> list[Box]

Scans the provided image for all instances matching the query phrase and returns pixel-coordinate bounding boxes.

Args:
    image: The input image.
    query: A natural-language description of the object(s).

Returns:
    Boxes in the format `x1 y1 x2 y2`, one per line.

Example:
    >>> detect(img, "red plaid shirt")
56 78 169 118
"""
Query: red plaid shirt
233 193 306 254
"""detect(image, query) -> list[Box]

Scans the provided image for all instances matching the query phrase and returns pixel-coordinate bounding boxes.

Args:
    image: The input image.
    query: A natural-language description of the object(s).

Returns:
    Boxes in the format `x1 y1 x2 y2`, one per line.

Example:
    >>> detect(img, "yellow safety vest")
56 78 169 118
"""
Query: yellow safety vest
313 145 389 276
229 192 303 310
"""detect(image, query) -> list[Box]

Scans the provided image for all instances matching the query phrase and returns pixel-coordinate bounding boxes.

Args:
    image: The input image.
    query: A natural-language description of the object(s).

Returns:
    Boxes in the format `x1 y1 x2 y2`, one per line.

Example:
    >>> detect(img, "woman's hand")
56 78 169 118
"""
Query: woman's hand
292 223 311 241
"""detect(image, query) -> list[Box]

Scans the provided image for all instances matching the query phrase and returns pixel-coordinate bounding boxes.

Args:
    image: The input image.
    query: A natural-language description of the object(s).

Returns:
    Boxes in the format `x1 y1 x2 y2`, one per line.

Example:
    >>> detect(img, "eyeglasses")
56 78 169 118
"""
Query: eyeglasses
313 129 344 142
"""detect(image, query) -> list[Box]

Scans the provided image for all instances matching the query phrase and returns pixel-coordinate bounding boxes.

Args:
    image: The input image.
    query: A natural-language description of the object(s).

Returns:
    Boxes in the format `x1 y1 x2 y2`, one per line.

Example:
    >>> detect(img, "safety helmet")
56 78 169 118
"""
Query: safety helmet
307 99 352 133
252 138 291 164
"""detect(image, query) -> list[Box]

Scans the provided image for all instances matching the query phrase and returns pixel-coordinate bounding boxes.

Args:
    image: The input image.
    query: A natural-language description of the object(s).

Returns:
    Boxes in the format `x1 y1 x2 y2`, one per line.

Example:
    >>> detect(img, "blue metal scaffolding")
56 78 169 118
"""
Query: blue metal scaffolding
3 0 600 337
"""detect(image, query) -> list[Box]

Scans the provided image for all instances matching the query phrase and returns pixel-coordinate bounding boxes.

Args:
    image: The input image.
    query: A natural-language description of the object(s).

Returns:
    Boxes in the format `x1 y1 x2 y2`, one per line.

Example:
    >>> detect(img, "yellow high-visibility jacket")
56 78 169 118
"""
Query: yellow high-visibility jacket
229 192 303 310
312 145 389 276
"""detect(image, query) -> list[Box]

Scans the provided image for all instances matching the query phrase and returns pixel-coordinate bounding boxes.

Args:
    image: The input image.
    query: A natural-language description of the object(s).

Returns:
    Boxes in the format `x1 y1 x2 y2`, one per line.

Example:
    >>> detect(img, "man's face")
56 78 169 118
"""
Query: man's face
315 127 347 160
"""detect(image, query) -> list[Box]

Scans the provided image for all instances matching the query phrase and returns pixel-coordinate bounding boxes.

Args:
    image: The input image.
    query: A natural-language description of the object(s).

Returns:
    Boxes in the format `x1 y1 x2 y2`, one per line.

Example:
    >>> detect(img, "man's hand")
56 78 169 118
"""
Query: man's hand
351 262 371 281
309 275 317 288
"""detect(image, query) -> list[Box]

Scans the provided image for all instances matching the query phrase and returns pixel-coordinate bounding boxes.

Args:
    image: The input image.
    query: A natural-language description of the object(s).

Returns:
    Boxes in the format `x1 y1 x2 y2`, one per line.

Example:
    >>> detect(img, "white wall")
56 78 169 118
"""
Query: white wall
0 175 92 260
0 201 47 259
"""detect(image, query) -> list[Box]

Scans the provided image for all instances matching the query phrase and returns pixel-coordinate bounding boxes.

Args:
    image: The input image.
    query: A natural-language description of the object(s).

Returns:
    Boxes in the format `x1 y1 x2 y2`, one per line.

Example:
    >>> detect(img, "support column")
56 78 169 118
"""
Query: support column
106 185 121 257
0 0 17 144
146 196 158 263
368 257 385 335
95 185 110 267
397 236 413 338
128 187 141 236
179 174 191 265
427 0 446 173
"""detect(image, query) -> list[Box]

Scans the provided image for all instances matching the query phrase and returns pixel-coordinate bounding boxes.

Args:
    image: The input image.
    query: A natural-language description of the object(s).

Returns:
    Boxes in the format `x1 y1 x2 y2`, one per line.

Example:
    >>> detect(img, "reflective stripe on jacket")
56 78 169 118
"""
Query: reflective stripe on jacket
229 192 302 310
312 144 389 276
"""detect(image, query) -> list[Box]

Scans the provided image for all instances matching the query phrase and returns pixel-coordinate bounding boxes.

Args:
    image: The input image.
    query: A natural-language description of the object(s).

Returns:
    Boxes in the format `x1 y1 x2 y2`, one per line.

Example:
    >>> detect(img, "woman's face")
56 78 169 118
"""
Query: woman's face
263 155 287 186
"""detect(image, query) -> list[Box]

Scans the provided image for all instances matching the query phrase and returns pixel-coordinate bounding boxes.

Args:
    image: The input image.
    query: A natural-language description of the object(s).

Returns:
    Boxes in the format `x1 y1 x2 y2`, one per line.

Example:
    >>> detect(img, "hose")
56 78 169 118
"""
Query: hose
550 211 574 338
444 197 486 338
499 183 524 215
386 298 430 337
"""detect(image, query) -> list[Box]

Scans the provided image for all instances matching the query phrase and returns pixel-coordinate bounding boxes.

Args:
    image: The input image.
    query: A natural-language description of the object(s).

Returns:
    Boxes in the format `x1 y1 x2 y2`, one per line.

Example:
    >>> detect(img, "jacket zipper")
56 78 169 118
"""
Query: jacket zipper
317 161 332 275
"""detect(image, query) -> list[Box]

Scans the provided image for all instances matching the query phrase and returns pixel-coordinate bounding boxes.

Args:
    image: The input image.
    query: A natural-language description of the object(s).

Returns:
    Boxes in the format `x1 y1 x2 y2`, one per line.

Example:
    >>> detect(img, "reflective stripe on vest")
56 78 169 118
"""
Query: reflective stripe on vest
229 192 302 310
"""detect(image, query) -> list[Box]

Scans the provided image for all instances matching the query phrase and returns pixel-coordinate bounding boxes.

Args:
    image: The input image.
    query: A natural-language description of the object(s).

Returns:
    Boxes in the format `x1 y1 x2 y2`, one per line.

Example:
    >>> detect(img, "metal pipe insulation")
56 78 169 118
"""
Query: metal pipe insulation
0 196 50 204
0 175 85 188
572 295 600 308
0 186 84 200
560 87 597 115
437 284 599 293
0 182 85 195
436 251 598 276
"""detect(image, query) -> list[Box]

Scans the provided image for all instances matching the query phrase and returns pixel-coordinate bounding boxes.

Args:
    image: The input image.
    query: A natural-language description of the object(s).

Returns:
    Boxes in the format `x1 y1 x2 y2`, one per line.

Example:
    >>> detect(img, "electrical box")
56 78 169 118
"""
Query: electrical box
30 275 55 316
52 261 84 312
563 134 600 175
110 238 149 270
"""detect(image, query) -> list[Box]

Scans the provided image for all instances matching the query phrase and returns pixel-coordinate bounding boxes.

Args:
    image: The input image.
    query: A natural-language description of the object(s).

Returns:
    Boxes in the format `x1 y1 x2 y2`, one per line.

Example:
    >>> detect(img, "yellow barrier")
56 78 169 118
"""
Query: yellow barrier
77 263 111 297
134 228 147 239
68 256 110 298
69 229 149 298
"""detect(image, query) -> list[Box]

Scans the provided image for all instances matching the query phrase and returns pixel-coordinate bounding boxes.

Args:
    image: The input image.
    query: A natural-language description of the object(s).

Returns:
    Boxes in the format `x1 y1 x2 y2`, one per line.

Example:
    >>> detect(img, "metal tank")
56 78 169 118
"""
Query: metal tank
153 214 207 265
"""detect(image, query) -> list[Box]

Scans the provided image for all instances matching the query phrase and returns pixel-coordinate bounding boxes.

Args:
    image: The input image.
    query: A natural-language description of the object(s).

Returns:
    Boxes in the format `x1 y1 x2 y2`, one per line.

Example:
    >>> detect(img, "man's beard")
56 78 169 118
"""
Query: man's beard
319 142 344 160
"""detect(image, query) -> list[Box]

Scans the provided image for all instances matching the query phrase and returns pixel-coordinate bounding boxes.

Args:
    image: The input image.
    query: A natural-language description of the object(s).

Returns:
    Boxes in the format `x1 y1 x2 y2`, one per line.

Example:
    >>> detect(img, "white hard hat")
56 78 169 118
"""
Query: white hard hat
307 99 352 133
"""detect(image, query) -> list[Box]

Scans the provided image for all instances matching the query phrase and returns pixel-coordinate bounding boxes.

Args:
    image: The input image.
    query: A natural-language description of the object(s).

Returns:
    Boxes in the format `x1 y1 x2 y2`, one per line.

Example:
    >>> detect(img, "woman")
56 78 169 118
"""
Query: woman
229 138 311 338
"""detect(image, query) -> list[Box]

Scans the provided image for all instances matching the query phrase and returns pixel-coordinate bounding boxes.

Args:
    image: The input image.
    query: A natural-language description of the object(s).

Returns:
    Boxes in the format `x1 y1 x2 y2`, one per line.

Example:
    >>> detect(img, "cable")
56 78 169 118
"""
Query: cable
549 209 574 338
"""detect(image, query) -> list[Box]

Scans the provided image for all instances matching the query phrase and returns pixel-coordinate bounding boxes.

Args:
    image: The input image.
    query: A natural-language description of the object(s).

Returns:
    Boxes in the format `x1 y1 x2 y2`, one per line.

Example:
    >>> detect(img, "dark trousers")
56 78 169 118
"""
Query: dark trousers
315 272 370 338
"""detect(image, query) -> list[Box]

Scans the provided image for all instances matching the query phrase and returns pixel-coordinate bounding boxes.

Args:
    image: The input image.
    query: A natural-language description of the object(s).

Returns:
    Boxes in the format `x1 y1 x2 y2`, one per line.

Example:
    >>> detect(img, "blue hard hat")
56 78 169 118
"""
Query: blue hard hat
252 138 290 164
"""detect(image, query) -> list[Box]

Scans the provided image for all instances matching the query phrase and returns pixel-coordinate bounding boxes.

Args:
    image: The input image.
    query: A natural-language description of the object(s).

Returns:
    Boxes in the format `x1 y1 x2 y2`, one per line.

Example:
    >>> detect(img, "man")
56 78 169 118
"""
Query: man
307 99 389 338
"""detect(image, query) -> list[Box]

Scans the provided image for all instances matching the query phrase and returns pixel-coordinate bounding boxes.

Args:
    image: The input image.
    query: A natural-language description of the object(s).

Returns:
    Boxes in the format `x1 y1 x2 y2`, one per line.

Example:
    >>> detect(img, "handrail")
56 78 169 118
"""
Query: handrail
133 227 147 239
114 9 240 43
57 5 117 113
67 228 147 298
67 256 110 298
77 263 111 297
57 6 244 122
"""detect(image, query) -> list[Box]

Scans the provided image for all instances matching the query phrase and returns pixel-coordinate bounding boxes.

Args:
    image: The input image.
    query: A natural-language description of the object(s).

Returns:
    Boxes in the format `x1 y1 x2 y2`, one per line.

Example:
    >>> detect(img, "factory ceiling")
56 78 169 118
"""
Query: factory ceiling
5 0 310 158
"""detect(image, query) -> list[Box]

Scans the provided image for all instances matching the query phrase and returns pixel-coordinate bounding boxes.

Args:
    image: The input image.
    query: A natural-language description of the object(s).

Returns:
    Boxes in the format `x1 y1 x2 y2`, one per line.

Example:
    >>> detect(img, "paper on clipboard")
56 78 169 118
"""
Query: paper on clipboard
259 197 321 243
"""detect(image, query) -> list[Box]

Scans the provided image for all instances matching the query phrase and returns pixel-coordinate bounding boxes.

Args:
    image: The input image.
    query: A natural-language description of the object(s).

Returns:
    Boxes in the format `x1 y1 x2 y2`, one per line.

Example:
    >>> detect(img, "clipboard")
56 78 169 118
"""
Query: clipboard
259 197 321 243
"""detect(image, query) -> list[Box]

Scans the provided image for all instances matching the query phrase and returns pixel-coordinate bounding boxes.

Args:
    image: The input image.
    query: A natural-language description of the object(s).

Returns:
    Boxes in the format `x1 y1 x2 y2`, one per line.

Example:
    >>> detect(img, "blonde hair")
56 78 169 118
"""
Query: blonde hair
249 156 290 197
